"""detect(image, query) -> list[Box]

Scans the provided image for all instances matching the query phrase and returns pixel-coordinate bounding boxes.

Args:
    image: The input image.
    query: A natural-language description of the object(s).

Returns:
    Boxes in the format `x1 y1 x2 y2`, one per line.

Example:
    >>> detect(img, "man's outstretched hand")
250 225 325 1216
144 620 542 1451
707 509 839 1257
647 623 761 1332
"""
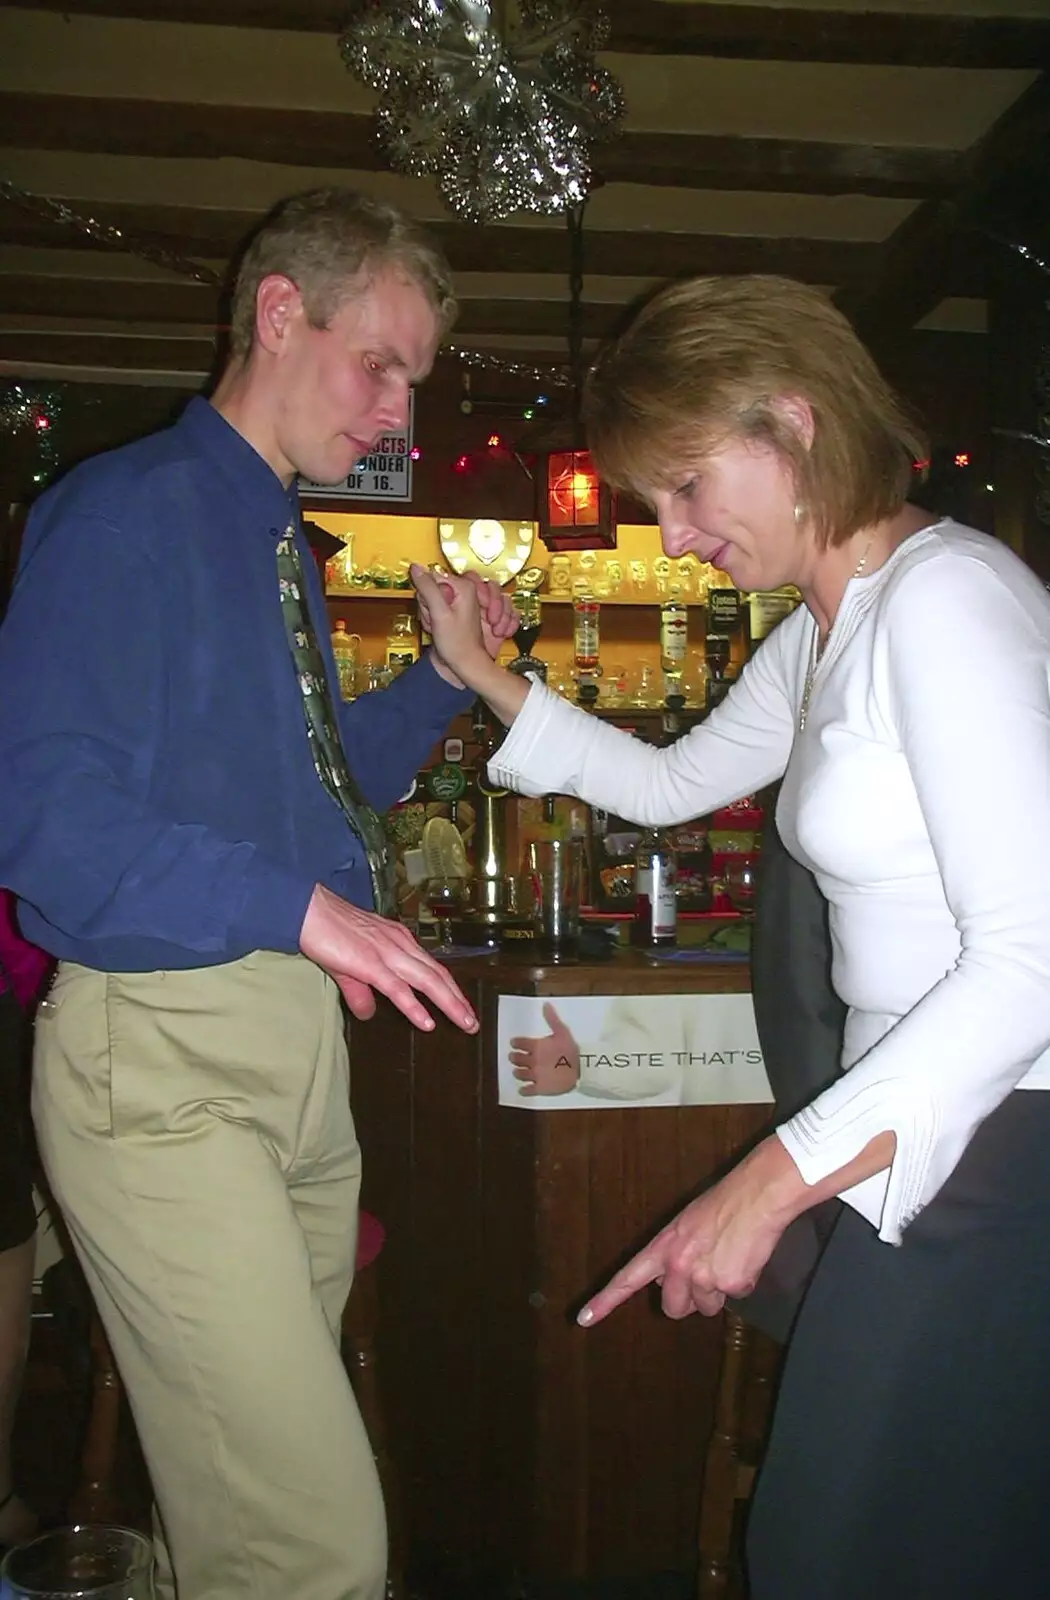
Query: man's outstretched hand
300 883 480 1034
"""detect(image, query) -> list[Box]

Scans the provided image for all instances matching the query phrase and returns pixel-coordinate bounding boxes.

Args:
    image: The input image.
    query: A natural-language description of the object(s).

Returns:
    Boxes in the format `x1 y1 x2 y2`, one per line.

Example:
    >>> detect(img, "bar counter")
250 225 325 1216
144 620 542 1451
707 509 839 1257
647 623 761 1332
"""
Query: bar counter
350 946 772 1592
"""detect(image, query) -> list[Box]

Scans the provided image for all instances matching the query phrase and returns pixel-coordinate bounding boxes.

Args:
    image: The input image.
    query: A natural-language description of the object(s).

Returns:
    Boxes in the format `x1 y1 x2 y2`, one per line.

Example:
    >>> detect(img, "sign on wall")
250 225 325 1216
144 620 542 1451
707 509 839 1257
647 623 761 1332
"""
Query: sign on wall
496 992 771 1110
300 392 414 502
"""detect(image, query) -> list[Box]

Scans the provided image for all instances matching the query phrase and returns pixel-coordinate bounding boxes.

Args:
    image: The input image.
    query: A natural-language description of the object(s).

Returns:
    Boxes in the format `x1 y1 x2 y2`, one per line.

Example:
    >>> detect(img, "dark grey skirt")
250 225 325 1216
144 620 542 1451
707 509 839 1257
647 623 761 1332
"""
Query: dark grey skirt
747 1089 1050 1600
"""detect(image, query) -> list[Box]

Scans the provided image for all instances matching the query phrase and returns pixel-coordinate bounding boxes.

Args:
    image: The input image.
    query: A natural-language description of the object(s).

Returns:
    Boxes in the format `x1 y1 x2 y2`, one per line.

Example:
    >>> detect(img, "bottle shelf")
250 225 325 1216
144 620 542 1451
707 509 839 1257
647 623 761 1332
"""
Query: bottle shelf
582 909 744 921
326 587 418 600
326 588 703 608
514 595 686 608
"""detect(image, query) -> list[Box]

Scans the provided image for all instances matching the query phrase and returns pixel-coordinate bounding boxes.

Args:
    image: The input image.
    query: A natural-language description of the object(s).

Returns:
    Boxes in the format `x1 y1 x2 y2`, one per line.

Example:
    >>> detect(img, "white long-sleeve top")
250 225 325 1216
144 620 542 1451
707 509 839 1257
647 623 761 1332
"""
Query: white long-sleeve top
489 520 1050 1243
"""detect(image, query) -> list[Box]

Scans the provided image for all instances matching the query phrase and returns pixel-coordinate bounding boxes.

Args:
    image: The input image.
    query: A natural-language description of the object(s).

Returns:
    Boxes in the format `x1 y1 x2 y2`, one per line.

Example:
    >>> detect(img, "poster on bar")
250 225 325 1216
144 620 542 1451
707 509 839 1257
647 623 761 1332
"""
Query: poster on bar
299 392 414 501
496 992 772 1110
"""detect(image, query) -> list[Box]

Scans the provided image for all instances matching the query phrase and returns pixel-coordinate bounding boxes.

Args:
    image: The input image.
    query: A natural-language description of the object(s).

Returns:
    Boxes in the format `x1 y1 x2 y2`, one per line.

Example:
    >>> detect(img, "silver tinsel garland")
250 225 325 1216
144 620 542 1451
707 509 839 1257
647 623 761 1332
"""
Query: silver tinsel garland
0 382 62 485
447 344 572 384
340 0 624 225
0 181 222 286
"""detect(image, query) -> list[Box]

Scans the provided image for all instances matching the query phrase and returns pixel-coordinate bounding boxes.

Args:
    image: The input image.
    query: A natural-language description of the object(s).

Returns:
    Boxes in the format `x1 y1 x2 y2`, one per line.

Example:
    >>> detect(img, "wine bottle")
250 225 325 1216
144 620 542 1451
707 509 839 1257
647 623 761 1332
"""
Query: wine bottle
631 829 677 948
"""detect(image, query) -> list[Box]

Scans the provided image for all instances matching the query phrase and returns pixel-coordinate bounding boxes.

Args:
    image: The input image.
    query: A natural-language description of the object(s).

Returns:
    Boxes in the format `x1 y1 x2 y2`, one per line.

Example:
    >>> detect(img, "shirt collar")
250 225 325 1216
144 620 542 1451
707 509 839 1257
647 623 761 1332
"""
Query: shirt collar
178 395 300 535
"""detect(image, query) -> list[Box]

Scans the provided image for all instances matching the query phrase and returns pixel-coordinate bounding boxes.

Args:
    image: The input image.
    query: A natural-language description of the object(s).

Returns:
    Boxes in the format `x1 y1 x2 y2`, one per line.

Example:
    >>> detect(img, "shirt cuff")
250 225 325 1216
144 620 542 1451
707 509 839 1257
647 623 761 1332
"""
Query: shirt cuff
420 650 476 713
777 1071 942 1246
231 857 318 956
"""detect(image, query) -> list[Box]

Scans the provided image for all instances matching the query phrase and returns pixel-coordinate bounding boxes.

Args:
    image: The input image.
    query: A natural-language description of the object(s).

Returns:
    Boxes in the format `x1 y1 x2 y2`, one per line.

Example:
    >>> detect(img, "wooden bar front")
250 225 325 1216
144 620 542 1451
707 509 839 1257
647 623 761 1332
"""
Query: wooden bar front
350 949 771 1591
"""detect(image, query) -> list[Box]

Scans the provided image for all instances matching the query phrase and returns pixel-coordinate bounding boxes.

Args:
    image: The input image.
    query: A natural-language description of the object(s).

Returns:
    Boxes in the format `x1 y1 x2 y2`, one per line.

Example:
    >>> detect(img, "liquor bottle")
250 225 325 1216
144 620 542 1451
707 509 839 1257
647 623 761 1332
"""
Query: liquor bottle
661 688 686 746
707 584 742 639
385 612 419 675
748 586 801 645
508 588 547 681
704 633 732 709
631 829 677 948
705 582 741 711
330 619 361 699
572 596 601 674
659 586 688 689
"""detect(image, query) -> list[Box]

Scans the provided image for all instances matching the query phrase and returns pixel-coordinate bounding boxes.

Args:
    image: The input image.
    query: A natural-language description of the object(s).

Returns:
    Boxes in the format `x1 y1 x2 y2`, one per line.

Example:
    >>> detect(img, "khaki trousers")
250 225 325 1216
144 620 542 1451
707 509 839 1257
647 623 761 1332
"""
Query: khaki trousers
33 952 386 1600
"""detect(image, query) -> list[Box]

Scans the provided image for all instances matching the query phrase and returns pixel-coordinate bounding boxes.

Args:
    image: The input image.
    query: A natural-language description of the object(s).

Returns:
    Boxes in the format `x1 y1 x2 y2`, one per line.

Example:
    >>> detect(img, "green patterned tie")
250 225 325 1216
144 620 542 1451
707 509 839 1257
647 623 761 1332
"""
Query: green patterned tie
276 524 398 918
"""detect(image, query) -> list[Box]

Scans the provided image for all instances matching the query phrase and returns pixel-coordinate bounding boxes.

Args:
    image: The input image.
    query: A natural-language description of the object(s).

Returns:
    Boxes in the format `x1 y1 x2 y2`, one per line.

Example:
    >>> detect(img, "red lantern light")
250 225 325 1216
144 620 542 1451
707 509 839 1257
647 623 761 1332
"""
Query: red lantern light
538 448 616 551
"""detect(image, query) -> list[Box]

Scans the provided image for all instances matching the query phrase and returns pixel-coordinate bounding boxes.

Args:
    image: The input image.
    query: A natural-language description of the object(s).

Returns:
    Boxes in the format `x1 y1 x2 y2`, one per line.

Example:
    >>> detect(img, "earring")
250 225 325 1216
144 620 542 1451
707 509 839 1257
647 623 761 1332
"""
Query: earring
793 502 805 526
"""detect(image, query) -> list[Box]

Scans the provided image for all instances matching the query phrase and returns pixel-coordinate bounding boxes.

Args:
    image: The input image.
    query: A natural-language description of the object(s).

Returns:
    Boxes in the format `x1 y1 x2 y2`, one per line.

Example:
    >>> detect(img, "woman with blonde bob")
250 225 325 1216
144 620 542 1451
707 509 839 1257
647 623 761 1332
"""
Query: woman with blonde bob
413 274 1050 1598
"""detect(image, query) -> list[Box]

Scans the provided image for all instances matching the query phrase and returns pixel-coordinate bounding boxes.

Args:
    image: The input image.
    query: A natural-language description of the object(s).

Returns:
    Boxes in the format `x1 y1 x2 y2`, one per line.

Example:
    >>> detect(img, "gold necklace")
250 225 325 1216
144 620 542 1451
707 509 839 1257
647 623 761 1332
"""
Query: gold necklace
798 537 874 733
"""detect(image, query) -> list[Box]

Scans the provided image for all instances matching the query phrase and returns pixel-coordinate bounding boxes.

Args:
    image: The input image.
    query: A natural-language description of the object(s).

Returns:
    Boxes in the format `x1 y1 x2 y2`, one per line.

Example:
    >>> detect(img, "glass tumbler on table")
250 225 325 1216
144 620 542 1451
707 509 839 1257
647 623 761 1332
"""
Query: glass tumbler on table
527 838 583 960
1 1524 155 1599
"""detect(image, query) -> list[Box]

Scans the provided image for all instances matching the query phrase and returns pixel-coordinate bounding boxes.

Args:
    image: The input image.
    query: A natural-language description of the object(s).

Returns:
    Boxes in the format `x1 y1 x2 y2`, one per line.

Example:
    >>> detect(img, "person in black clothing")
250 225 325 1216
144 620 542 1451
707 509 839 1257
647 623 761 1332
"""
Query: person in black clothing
733 811 845 1344
0 897 48 1555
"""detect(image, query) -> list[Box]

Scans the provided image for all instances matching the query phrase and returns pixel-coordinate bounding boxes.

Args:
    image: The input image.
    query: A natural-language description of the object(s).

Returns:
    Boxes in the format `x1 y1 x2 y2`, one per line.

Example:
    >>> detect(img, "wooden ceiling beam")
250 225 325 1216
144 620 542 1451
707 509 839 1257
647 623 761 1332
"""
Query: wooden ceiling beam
600 130 953 198
0 323 986 383
836 72 1050 341
608 2 1050 69
0 330 218 372
0 277 225 326
9 0 1050 70
0 195 949 289
0 93 958 200
0 274 636 337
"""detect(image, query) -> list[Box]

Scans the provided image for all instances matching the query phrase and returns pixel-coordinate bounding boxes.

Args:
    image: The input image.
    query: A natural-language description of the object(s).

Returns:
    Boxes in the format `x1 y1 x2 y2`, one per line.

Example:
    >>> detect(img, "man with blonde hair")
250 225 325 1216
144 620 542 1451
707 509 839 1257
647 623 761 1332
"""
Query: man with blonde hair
0 187 514 1599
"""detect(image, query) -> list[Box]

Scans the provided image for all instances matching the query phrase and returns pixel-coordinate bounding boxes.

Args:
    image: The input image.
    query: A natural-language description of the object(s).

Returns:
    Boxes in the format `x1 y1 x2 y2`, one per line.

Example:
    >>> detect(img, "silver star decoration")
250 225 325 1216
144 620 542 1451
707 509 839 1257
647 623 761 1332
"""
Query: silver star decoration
340 0 625 225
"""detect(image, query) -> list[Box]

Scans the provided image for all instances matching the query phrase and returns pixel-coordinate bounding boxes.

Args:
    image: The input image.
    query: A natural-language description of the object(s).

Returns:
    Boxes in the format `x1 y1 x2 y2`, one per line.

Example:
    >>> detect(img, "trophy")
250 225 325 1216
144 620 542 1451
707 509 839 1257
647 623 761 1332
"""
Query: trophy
508 588 547 682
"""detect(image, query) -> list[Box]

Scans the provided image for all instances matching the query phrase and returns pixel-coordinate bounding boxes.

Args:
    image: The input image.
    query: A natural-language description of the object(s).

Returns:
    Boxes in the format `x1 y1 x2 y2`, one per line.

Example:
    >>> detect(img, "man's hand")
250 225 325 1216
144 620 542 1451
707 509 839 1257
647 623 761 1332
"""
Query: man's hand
412 563 518 690
508 1000 581 1096
300 883 480 1034
577 1138 801 1327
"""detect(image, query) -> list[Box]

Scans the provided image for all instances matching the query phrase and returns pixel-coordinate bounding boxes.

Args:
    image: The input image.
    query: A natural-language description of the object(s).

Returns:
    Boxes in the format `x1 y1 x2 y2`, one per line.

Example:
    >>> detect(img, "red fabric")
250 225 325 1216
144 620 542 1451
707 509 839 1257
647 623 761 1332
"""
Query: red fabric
0 889 51 1009
356 1209 386 1271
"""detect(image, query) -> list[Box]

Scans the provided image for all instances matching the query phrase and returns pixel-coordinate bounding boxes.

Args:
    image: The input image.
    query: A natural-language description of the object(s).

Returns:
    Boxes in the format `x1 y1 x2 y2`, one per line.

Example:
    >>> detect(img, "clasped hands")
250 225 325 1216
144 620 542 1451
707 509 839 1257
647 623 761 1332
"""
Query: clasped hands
411 562 506 691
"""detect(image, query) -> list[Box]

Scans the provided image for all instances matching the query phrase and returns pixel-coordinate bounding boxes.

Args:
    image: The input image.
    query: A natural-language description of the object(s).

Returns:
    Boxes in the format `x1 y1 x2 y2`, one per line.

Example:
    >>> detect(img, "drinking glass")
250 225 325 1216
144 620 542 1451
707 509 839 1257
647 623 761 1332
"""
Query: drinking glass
723 854 759 916
527 839 583 959
547 662 575 700
1 1525 154 1600
634 662 660 707
424 874 468 948
599 663 628 706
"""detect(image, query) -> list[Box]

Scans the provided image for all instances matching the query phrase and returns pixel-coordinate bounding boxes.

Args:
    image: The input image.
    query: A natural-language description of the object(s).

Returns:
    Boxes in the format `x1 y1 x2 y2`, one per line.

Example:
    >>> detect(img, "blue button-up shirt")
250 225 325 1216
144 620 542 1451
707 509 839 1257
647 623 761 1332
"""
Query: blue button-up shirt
0 397 469 971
